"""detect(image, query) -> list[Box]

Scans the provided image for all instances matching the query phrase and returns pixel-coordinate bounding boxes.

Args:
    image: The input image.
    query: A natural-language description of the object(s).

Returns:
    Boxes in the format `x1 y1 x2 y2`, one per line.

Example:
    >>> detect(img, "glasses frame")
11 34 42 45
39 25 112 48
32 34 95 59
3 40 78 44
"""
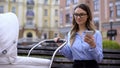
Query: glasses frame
73 13 87 18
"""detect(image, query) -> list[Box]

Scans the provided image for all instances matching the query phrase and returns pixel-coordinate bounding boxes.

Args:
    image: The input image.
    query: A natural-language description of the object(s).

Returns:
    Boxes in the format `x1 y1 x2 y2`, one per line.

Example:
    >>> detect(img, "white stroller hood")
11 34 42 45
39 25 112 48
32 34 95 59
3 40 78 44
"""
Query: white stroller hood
0 12 50 68
0 12 19 64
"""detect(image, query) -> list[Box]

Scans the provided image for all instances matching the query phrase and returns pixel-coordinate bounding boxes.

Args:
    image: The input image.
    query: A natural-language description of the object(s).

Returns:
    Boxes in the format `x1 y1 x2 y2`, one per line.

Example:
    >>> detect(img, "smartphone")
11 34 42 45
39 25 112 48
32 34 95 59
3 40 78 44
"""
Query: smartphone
85 31 94 35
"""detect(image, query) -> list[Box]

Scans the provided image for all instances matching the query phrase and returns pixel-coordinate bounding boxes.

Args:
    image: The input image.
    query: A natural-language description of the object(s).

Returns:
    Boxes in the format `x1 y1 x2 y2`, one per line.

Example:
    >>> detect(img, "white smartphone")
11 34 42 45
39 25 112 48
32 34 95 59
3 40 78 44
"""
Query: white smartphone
85 31 94 35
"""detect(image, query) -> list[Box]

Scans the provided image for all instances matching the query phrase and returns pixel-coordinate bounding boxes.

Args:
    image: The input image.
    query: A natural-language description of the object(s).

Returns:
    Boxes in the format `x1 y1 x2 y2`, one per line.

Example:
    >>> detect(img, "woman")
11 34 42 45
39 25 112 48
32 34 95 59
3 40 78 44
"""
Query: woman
55 4 103 68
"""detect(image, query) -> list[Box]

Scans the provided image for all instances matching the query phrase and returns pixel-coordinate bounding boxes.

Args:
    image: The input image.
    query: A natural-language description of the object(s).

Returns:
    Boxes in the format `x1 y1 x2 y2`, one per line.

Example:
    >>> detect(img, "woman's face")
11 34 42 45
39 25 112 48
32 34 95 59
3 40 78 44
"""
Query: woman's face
74 7 88 26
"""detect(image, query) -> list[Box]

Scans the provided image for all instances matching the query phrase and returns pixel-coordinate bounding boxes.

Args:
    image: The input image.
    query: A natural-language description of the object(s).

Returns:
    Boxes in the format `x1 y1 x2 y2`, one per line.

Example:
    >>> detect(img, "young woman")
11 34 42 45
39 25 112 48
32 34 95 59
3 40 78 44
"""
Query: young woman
55 4 103 68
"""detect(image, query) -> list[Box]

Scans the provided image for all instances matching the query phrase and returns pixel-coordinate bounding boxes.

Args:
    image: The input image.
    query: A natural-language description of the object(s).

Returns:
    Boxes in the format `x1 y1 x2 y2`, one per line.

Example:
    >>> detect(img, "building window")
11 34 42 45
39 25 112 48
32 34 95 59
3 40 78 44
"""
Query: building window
55 0 58 5
0 6 4 13
27 0 34 5
43 20 48 27
73 0 78 4
44 9 48 16
60 12 63 25
116 1 120 17
116 5 120 17
26 10 34 17
109 2 114 18
55 20 58 27
11 7 16 13
93 0 99 11
66 14 70 23
12 0 16 2
44 0 48 5
66 0 71 6
55 9 58 16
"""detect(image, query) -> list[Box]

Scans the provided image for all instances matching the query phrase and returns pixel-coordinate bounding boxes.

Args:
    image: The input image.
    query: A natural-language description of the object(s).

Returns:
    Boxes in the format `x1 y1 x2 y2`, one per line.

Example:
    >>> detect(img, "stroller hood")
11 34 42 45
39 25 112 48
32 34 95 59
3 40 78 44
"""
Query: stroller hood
0 12 19 64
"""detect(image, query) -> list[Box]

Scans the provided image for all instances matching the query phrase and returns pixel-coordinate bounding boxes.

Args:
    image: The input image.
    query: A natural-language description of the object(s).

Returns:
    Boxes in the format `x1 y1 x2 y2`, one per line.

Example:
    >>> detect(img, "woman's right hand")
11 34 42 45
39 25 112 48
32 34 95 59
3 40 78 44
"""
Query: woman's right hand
54 37 62 46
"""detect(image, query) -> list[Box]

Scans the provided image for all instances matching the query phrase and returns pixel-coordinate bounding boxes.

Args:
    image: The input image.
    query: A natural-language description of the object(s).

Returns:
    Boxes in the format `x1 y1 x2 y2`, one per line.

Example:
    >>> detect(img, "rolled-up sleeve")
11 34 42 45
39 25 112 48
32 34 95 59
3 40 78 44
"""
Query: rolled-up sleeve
88 31 103 63
59 32 73 60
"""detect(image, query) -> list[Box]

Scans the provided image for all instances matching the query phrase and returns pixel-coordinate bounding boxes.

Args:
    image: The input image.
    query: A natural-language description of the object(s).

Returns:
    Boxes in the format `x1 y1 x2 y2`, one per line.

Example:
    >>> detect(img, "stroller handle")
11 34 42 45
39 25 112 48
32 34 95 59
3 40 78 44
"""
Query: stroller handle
45 39 65 43
49 39 67 68
27 39 66 57
27 39 67 68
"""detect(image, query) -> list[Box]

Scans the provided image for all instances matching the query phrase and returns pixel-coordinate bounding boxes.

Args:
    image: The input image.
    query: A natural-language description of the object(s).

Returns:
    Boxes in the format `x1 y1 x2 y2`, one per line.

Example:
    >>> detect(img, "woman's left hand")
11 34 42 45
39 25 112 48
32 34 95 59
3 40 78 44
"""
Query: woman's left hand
84 34 96 48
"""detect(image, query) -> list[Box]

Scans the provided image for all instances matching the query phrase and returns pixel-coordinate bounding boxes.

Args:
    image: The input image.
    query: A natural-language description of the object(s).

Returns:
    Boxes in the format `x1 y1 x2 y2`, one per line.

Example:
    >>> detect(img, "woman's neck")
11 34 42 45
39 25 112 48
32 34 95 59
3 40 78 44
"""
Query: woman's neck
78 25 86 35
79 25 86 31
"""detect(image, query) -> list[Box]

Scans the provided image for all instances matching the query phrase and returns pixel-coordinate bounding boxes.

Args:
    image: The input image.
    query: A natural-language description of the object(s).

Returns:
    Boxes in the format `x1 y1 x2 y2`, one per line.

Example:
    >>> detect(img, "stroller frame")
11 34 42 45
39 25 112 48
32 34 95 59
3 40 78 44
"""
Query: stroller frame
27 39 67 68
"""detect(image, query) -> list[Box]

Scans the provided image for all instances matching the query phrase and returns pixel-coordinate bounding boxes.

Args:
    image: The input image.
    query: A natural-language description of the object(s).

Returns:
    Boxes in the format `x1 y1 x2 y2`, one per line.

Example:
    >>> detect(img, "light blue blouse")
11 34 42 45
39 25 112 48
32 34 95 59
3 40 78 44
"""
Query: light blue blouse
60 30 103 63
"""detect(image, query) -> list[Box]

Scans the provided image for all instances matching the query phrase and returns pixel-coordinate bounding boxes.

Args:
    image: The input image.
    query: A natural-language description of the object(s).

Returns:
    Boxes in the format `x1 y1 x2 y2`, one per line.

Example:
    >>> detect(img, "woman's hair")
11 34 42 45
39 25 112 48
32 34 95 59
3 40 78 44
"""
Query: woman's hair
70 4 96 45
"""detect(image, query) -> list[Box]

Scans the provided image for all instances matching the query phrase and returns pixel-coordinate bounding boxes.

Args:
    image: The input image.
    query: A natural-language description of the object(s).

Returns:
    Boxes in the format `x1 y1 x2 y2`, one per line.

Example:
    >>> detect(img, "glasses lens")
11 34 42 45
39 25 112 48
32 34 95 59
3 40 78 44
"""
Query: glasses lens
74 13 87 18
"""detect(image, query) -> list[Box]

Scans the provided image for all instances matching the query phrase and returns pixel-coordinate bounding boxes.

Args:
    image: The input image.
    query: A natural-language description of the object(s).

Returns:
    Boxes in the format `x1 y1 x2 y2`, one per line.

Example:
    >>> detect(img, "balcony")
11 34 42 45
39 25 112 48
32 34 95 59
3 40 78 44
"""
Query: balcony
26 10 34 18
24 22 36 29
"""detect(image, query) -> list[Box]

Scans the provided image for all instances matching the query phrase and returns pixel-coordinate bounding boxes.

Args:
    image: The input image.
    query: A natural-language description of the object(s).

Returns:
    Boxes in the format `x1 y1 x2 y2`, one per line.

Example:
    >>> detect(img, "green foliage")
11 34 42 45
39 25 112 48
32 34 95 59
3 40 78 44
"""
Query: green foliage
102 40 120 49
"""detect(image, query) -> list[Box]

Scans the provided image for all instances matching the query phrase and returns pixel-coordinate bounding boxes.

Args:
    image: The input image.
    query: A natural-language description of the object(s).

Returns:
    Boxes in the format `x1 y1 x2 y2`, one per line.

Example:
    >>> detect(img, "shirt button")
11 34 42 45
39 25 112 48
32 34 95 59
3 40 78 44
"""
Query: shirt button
2 50 7 54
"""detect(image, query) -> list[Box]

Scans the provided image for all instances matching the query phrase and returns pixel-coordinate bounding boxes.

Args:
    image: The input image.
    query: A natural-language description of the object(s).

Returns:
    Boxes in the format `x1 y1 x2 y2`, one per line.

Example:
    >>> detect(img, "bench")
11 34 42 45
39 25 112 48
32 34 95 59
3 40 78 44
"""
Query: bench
17 44 120 68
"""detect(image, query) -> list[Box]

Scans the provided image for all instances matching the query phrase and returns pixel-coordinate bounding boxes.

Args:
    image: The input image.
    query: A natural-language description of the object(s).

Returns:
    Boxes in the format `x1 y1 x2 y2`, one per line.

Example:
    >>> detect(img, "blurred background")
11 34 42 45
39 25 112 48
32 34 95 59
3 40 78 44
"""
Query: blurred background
0 0 120 47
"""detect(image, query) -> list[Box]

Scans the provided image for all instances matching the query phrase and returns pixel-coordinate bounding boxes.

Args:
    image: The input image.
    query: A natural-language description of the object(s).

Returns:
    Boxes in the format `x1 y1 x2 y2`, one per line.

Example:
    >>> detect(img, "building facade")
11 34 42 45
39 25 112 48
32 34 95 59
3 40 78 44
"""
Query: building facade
59 0 120 43
0 0 60 44
0 0 120 44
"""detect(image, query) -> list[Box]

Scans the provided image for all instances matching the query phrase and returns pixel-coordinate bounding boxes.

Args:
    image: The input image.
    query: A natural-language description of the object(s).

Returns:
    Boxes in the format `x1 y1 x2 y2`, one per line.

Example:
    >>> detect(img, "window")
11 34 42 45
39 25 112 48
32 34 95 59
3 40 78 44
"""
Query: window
43 20 48 27
55 20 58 27
55 9 58 16
60 12 63 25
66 14 70 23
73 0 78 4
0 6 4 13
11 7 16 13
109 2 114 18
55 0 58 5
116 5 120 17
93 0 99 11
12 0 16 2
44 9 48 16
27 0 34 5
66 0 71 6
44 0 48 5
26 10 34 17
116 1 120 17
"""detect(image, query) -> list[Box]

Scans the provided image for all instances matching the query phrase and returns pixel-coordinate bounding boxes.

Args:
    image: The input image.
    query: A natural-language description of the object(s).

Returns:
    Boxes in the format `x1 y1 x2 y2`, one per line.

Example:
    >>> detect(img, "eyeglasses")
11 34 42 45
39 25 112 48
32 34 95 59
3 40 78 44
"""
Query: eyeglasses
73 13 87 18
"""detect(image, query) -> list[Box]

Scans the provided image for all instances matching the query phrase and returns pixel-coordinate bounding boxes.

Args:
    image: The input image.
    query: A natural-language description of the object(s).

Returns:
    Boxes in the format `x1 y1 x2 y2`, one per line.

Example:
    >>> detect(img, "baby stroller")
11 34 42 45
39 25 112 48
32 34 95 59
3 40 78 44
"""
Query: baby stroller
0 12 67 68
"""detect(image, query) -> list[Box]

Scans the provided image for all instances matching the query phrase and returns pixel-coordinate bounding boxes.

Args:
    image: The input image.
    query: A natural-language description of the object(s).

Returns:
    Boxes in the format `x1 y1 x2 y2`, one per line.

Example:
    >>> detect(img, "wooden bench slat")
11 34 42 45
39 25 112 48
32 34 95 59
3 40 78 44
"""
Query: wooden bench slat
103 53 120 59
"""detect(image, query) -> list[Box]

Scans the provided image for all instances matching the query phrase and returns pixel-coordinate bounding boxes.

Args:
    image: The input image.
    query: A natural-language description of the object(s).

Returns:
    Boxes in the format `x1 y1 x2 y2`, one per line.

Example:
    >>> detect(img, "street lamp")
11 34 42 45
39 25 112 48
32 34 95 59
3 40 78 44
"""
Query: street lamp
110 22 113 40
107 22 117 40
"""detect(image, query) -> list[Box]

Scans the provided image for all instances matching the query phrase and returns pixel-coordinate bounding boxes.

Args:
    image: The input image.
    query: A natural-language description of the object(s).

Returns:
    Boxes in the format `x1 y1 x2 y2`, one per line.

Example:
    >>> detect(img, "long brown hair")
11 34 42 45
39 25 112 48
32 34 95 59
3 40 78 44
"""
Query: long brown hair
70 4 96 45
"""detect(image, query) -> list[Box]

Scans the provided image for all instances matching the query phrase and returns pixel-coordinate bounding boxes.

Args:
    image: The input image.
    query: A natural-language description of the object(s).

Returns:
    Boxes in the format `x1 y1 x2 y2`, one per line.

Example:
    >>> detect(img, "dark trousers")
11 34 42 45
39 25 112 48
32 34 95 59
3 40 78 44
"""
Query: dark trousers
73 60 99 68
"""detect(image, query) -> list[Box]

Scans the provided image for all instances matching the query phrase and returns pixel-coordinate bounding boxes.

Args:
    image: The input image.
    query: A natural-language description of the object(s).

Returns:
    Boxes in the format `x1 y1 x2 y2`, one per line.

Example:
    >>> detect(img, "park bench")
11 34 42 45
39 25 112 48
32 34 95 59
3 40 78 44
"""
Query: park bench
18 42 120 68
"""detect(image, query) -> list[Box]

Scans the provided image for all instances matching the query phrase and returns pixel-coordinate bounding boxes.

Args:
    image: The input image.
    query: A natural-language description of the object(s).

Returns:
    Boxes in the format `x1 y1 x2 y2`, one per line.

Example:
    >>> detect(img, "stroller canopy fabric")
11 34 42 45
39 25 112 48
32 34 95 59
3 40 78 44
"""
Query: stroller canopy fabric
0 12 19 64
